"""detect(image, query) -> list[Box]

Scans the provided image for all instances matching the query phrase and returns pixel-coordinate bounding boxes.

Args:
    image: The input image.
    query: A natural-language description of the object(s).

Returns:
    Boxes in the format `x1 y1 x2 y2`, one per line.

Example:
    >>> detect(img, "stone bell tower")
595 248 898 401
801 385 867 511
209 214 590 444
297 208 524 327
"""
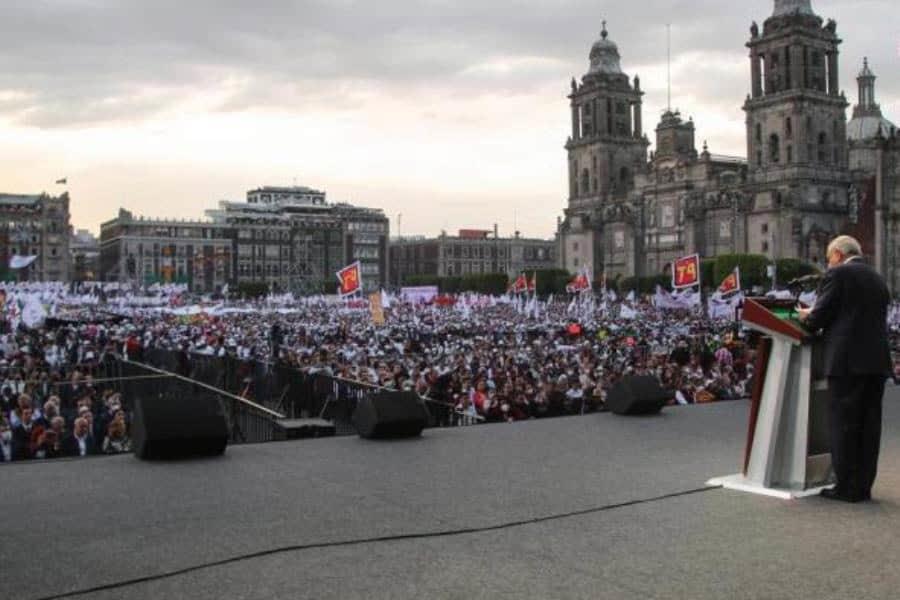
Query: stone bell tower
743 0 850 265
558 21 649 278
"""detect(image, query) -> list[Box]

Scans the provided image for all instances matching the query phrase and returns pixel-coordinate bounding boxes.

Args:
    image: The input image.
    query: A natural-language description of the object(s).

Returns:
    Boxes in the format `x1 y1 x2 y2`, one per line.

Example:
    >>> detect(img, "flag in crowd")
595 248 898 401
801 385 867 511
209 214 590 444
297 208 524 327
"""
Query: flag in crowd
336 261 362 297
717 267 741 295
566 267 591 293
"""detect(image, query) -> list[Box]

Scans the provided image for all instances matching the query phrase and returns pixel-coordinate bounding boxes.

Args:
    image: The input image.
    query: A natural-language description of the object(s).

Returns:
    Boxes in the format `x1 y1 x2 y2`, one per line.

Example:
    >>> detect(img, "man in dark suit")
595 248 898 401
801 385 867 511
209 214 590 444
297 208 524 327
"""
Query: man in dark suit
798 235 892 502
62 417 98 458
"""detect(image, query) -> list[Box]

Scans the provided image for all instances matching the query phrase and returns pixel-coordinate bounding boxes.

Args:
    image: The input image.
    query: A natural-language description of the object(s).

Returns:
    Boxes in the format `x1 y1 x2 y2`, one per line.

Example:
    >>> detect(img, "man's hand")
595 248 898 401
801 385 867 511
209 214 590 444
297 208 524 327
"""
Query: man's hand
796 306 812 322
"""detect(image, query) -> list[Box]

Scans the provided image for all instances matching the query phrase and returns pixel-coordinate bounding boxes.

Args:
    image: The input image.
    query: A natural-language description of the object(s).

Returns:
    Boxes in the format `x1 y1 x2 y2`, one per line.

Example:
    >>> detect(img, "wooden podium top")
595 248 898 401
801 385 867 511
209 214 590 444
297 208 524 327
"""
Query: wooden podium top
741 297 810 343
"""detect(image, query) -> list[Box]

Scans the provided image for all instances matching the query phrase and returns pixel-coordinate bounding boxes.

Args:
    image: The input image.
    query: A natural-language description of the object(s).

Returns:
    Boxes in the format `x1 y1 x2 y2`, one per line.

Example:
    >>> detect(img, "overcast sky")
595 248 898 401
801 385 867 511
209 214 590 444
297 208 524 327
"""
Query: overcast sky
0 0 896 238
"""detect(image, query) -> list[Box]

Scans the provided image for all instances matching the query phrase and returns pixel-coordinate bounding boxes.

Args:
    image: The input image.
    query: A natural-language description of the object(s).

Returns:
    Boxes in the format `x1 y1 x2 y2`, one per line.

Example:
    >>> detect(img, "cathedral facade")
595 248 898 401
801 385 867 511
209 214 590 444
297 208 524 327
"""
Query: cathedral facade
558 0 900 292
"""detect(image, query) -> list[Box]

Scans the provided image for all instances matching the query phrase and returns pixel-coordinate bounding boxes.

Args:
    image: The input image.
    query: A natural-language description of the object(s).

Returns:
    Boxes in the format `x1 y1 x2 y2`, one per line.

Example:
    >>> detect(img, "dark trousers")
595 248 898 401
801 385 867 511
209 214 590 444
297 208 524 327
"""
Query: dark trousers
828 375 885 497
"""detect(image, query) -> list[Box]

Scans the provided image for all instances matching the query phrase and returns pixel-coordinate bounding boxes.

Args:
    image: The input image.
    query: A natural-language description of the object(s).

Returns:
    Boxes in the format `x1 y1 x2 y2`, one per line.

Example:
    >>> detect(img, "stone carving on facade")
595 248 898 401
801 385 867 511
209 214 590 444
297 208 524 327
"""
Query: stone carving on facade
683 192 706 219
602 202 635 224
750 21 759 38
847 184 860 224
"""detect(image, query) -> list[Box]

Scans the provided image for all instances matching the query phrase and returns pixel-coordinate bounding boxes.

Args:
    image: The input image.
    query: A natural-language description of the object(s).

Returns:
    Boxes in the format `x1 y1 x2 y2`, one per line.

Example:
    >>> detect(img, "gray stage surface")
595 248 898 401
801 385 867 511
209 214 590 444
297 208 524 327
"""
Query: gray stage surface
3 392 900 600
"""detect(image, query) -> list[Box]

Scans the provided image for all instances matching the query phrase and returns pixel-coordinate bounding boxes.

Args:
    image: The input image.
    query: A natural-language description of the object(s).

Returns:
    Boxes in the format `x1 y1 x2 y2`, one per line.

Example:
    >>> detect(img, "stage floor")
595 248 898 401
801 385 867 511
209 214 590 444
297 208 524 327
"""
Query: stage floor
3 392 900 600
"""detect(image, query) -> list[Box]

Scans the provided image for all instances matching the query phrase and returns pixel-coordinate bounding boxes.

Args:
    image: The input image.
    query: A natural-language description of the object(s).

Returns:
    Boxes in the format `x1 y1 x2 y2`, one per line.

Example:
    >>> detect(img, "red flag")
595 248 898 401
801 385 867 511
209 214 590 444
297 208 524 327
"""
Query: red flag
566 268 591 293
717 267 741 295
672 254 700 289
509 273 528 294
336 262 362 297
528 272 537 293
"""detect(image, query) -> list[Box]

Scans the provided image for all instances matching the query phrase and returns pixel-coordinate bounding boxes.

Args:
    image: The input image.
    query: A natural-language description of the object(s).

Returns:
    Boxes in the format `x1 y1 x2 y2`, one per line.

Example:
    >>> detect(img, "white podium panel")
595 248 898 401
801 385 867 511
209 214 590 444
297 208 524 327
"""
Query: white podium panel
708 298 833 499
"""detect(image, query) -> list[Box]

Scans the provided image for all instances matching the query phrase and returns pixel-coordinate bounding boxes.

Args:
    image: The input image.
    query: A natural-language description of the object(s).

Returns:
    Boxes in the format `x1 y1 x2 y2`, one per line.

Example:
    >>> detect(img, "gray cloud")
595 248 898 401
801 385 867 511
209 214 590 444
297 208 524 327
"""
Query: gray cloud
0 0 897 129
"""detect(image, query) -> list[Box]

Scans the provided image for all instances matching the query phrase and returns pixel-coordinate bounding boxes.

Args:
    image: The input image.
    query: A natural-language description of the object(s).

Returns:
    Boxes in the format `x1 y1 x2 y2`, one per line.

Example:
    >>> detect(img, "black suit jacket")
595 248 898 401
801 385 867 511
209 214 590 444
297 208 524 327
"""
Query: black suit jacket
62 434 98 457
805 258 892 377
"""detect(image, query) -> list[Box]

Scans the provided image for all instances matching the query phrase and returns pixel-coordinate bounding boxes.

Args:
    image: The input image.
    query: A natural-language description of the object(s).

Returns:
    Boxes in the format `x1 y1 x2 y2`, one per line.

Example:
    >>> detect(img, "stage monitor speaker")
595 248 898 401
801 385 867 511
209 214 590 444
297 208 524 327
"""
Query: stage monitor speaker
606 376 669 416
133 395 228 459
353 391 429 439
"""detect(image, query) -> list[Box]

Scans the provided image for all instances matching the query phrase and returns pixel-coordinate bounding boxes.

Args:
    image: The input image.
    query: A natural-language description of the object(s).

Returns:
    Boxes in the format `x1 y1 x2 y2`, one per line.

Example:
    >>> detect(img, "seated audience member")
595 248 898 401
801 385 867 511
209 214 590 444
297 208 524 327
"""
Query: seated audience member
0 418 12 462
64 417 98 458
102 411 131 455
12 406 36 461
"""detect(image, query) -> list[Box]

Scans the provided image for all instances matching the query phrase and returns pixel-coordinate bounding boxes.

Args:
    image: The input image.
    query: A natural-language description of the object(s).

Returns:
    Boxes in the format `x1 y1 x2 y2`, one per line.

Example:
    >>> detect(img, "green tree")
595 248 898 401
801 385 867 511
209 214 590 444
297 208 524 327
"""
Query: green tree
531 269 571 296
700 259 716 289
236 282 269 298
776 258 820 285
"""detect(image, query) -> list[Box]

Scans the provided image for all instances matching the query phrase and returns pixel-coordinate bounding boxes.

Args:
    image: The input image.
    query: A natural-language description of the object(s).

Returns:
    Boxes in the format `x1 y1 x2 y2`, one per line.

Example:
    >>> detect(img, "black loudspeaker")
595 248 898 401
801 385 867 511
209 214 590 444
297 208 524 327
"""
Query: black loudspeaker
606 376 669 416
132 395 228 459
353 391 429 439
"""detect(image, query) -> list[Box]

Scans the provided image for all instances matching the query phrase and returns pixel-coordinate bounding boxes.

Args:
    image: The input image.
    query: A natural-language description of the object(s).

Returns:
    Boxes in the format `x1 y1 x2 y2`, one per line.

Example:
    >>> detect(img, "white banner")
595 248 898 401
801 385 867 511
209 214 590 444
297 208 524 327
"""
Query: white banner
9 255 37 270
708 292 744 320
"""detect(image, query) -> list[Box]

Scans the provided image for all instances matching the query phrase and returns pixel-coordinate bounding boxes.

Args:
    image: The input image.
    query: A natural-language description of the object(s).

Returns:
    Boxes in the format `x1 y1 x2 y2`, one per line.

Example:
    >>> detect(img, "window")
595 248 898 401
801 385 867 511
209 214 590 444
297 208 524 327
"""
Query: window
661 205 675 228
573 242 579 252
769 133 780 163
787 145 793 163
818 133 828 162
719 221 731 239
785 117 792 137
755 123 762 142
761 223 769 234
762 241 769 253
581 169 590 195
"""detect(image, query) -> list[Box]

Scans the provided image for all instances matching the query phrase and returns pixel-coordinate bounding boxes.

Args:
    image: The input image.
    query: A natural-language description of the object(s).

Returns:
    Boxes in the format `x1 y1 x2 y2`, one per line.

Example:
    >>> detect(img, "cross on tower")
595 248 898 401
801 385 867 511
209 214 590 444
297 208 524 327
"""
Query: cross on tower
601 20 607 39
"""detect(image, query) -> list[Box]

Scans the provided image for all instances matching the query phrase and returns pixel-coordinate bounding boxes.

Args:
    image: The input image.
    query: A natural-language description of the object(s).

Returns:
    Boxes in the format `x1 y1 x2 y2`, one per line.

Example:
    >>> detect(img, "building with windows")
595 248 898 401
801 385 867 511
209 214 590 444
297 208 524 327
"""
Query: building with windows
389 227 556 285
558 0 899 289
99 209 233 291
100 186 389 293
70 229 100 281
0 192 71 282
205 188 388 293
246 186 327 207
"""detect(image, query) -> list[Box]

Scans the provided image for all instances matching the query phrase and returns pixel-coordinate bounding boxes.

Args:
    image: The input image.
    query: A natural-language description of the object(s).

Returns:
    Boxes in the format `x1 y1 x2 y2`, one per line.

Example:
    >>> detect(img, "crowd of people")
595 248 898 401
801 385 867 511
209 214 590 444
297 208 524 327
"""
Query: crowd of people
0 324 130 462
2 281 899 462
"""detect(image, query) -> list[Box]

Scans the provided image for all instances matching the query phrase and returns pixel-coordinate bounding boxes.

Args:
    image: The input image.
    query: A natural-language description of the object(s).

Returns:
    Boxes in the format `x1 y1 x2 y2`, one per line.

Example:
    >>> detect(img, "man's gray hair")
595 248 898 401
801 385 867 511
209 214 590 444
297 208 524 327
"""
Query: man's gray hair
827 235 862 258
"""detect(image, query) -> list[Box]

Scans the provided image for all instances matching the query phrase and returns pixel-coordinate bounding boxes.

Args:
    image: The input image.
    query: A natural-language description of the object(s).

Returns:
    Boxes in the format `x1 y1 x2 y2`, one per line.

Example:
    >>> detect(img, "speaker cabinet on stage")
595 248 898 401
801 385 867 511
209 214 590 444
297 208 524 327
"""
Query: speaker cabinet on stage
353 391 429 439
606 376 669 415
132 395 229 459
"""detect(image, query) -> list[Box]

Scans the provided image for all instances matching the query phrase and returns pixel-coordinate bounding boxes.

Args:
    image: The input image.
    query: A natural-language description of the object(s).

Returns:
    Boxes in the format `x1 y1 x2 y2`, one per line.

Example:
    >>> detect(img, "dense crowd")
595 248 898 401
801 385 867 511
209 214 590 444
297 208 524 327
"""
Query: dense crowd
3 282 899 462
0 325 129 462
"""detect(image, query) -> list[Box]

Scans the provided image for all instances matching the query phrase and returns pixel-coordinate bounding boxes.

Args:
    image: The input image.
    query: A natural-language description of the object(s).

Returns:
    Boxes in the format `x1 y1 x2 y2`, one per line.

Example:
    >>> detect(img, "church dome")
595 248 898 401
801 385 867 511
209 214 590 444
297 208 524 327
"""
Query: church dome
588 22 623 76
773 0 815 17
847 115 896 142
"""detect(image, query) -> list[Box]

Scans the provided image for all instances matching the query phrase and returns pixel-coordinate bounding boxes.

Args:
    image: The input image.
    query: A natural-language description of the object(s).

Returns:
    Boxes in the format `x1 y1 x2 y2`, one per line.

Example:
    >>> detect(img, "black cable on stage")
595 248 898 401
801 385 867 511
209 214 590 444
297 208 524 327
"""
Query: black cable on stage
33 485 720 600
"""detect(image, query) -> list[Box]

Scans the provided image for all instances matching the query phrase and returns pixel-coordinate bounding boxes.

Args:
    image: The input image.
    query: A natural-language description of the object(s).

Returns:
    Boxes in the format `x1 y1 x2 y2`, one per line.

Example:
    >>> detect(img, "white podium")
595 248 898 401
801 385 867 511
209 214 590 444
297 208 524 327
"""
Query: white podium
708 298 833 499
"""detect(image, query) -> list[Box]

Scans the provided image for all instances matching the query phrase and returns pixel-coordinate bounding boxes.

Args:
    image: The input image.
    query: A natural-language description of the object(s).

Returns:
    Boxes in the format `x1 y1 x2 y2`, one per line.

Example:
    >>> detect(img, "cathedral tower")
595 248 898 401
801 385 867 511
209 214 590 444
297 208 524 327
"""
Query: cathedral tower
559 22 649 278
743 0 850 264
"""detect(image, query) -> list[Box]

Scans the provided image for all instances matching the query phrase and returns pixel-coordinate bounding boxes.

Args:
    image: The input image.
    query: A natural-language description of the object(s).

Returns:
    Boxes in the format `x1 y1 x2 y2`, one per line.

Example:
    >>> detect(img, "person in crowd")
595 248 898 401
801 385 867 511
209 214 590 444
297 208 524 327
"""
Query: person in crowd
12 406 35 461
0 418 13 462
102 410 131 455
63 417 98 458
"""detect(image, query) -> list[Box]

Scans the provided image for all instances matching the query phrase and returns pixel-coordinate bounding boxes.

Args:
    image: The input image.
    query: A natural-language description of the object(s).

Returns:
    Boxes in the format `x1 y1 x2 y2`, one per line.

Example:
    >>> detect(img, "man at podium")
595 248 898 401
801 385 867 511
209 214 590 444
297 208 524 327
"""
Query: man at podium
797 235 892 503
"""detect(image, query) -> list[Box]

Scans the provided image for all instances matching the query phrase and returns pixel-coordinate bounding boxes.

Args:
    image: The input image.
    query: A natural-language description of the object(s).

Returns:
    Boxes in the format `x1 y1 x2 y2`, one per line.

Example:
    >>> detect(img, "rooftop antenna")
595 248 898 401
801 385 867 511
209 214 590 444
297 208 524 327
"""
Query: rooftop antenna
667 23 672 112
